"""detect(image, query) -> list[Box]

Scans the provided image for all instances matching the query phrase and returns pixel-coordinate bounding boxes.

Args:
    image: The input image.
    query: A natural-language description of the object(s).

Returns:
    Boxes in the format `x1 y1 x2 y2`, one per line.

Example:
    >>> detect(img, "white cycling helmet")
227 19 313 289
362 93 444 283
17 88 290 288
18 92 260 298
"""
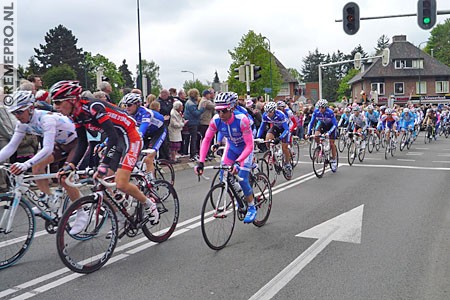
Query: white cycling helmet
214 92 238 110
353 105 361 112
7 91 35 113
276 100 286 108
264 101 277 113
316 99 328 108
403 108 410 113
122 92 142 106
367 105 374 110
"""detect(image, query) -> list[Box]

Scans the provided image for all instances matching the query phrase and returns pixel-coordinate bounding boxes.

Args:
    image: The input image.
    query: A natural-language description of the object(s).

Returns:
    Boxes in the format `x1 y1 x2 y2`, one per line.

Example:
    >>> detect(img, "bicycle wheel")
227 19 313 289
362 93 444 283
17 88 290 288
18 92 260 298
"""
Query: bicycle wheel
374 134 381 151
384 139 389 159
445 127 449 138
201 183 236 250
251 172 272 227
56 195 117 274
338 134 346 153
399 133 407 151
367 134 374 153
424 128 428 144
312 146 326 178
0 195 35 270
358 143 366 162
291 140 300 168
262 151 277 187
406 133 412 150
257 158 270 180
308 138 316 160
391 138 396 157
381 131 386 148
155 160 175 186
141 179 179 243
348 141 356 166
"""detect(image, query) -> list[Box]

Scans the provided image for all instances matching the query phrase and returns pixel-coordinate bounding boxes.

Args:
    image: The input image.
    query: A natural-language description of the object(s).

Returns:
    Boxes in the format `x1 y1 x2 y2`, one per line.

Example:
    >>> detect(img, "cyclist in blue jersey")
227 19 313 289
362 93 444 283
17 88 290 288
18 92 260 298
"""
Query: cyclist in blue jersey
257 101 292 178
338 107 351 128
399 107 415 135
307 99 338 172
195 92 257 223
122 92 166 181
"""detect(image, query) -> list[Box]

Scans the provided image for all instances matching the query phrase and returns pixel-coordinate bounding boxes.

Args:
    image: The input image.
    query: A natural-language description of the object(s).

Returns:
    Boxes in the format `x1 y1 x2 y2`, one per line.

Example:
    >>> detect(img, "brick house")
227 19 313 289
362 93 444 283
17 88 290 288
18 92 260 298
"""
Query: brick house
273 56 299 101
348 35 450 105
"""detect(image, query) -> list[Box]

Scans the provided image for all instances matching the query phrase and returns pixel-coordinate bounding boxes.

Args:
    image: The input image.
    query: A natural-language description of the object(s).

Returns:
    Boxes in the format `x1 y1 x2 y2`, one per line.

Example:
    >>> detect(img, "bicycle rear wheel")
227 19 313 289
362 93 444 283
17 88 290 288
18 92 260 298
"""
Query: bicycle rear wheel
251 172 272 227
257 158 270 180
381 131 386 148
262 151 277 187
56 195 117 274
312 146 326 178
375 134 381 151
141 179 179 243
201 183 236 250
338 134 346 153
0 195 35 270
367 134 374 153
155 160 175 186
348 141 356 166
400 133 407 151
391 139 396 157
308 138 316 160
291 140 300 168
358 143 366 162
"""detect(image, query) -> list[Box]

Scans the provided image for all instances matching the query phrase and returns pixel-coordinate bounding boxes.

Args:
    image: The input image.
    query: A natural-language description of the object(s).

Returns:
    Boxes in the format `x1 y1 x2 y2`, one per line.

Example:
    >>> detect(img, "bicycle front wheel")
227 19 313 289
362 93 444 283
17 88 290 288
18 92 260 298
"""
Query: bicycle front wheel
338 134 346 153
308 138 316 160
348 141 356 166
312 146 326 178
141 179 179 243
251 172 272 227
56 195 118 274
0 195 35 270
291 140 300 168
262 151 277 187
367 134 374 153
400 133 407 151
201 183 236 250
155 160 175 186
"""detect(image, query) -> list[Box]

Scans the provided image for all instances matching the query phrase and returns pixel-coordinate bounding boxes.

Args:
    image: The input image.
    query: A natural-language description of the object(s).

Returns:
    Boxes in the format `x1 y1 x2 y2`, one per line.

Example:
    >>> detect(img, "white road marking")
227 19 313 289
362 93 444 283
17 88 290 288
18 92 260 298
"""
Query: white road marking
406 152 423 156
397 159 416 162
432 161 450 163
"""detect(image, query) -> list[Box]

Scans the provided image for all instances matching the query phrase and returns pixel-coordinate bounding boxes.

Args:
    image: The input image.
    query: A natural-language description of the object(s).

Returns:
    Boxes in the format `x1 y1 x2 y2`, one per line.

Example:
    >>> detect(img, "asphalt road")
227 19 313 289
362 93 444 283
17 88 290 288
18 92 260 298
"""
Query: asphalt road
1 132 450 300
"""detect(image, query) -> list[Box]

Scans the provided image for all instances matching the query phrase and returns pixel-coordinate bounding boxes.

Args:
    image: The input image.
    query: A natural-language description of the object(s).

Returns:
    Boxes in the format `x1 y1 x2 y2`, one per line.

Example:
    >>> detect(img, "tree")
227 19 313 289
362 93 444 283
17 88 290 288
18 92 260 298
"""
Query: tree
425 18 450 67
287 68 303 83
227 30 282 97
183 79 209 94
301 48 325 82
24 56 41 77
137 59 162 95
374 34 390 55
43 64 77 88
118 59 134 88
34 25 85 84
337 68 360 101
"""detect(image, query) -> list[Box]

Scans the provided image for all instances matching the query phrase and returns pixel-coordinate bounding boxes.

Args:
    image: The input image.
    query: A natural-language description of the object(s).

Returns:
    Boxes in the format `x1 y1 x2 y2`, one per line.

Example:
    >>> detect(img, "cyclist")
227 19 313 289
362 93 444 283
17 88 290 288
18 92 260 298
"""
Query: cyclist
306 99 338 172
50 80 159 235
380 108 399 145
422 108 437 139
338 107 351 128
122 92 166 181
277 100 298 134
365 105 379 130
348 105 367 148
194 92 257 224
399 107 415 136
257 101 293 178
0 91 83 216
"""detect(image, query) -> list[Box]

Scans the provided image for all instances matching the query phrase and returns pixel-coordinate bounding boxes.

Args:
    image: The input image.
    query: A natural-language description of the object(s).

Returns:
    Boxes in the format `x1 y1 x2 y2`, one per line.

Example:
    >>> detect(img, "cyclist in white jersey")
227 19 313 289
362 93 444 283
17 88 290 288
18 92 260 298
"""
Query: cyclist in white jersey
0 91 81 210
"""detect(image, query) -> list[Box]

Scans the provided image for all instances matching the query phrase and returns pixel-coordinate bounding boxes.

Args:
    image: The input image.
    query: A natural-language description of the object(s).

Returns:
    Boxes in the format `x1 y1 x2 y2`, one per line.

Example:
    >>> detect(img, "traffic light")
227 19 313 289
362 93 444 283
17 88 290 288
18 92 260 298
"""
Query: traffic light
250 65 262 81
343 2 360 35
417 0 436 30
234 65 245 82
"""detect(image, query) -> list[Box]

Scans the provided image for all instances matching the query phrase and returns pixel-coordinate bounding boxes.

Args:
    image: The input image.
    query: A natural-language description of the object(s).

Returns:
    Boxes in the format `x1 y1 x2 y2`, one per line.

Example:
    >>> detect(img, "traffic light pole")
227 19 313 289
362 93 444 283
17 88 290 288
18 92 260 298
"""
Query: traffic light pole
245 61 251 99
335 9 450 22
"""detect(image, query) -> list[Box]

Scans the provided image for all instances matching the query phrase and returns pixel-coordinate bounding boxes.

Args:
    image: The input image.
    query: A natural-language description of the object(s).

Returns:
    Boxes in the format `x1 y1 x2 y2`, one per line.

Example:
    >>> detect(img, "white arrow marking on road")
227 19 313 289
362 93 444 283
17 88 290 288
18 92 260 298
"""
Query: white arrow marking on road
249 205 364 300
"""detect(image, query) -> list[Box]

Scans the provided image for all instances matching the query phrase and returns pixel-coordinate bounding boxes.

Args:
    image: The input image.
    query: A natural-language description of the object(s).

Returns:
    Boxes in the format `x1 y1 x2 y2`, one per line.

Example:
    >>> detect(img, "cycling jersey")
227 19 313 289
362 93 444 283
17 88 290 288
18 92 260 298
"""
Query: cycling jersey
365 111 379 127
200 111 254 196
281 107 297 132
0 110 76 168
257 110 290 141
348 113 366 131
131 106 165 136
338 113 350 127
400 112 415 130
69 98 142 171
380 113 399 129
307 108 338 136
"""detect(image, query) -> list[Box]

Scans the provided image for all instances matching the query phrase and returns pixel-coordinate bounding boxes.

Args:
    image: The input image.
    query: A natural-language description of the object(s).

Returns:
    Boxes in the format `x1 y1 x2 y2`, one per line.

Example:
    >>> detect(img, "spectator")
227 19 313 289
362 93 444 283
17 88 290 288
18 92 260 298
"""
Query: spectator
35 90 54 111
198 89 215 159
131 88 142 95
184 88 205 161
157 89 172 160
178 90 187 107
18 80 36 95
99 81 113 102
93 91 108 101
168 100 187 163
27 75 43 90
169 88 177 99
145 94 156 109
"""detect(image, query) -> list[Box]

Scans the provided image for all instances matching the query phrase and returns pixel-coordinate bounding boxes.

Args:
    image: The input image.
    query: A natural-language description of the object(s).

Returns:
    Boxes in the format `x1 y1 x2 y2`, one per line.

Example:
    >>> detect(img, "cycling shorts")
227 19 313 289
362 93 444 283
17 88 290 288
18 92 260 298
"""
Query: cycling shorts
144 126 167 151
221 143 253 197
109 132 143 172
267 126 290 144
315 121 337 139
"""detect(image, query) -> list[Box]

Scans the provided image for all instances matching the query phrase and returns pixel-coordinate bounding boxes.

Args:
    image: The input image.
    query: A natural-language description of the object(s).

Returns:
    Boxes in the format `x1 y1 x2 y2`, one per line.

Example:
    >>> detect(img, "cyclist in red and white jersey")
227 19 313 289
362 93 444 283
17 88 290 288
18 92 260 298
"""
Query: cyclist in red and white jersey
50 80 159 235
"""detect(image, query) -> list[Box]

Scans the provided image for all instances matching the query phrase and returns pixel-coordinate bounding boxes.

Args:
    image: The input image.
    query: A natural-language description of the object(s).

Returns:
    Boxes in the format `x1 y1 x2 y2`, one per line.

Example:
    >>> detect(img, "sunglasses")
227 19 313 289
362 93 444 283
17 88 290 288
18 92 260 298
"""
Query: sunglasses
53 97 76 105
126 103 135 107
218 108 230 114
12 109 26 116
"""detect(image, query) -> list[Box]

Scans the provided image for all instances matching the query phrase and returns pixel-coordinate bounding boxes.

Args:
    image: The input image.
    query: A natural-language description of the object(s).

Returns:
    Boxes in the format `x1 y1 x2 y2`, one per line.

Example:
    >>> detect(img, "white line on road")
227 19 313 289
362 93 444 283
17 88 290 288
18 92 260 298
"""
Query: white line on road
397 159 416 162
414 148 429 150
350 164 450 171
432 161 450 163
437 154 450 157
406 152 423 156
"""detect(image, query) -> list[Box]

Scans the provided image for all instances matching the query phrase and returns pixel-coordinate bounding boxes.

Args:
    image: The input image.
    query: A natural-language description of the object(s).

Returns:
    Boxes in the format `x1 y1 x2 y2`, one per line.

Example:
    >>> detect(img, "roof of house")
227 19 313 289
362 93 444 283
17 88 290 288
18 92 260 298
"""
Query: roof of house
348 35 450 84
273 55 298 83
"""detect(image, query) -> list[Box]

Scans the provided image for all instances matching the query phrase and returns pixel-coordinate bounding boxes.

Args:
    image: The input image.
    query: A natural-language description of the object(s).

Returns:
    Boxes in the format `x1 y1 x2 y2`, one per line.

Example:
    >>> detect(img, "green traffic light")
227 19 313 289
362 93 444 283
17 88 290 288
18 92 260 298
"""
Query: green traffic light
423 17 431 24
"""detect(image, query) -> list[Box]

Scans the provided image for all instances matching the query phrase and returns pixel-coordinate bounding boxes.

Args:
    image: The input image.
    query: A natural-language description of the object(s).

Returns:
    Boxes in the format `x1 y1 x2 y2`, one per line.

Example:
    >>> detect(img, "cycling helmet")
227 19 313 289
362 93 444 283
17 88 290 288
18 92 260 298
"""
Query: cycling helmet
367 105 374 110
276 100 286 108
122 92 142 106
353 105 361 112
344 107 351 113
49 80 82 101
386 108 393 114
7 91 35 113
380 105 386 111
427 108 432 113
316 99 328 108
214 92 238 110
264 101 277 113
403 108 410 113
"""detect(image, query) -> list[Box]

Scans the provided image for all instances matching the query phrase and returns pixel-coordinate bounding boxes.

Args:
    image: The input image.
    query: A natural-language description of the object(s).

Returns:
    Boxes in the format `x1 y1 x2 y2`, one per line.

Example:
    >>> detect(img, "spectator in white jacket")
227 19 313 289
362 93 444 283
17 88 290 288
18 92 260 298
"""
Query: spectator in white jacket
168 100 187 163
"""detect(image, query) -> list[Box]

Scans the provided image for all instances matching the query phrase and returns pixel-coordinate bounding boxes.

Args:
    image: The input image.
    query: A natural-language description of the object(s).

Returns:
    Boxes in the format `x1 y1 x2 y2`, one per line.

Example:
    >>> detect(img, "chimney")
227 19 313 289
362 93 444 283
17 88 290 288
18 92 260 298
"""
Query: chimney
392 35 407 42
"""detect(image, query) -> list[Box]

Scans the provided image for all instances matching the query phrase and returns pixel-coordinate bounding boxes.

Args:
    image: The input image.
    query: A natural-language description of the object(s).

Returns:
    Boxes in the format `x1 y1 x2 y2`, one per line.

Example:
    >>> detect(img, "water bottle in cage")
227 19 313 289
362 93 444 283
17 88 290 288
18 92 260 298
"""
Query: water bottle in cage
323 139 330 152
229 174 243 198
49 187 63 212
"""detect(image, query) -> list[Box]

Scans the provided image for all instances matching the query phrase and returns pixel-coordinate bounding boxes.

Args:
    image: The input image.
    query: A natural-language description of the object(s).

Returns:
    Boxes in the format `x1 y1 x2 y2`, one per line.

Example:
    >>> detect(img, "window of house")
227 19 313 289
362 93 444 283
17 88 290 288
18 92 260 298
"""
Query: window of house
371 82 385 95
435 81 449 93
277 83 290 96
394 59 421 69
415 81 427 94
394 82 404 95
412 59 423 69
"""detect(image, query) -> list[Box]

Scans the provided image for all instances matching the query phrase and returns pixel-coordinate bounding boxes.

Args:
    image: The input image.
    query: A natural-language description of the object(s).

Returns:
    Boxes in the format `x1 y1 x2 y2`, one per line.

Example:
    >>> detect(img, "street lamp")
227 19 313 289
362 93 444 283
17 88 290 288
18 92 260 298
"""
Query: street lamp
263 36 273 99
181 70 195 82
417 41 427 105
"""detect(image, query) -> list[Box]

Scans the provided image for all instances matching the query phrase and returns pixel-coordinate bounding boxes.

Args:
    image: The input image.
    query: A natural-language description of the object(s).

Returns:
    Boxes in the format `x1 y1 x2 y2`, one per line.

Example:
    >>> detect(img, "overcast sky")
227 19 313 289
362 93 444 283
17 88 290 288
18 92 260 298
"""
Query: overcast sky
17 0 448 90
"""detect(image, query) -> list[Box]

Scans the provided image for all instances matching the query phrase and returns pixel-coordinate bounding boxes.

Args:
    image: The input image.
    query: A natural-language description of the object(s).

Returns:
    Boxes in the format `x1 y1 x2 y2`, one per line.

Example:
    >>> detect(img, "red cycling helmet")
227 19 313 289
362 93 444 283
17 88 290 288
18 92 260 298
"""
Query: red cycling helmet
49 80 83 101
